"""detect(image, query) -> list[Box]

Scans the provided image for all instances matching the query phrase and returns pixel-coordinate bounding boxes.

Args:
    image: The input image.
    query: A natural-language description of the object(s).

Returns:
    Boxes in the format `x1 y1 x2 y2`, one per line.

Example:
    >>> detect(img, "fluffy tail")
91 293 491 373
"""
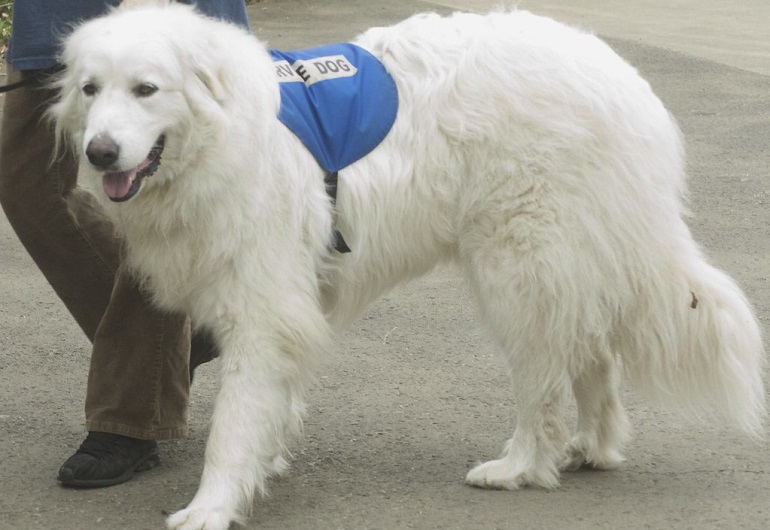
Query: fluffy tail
619 251 766 437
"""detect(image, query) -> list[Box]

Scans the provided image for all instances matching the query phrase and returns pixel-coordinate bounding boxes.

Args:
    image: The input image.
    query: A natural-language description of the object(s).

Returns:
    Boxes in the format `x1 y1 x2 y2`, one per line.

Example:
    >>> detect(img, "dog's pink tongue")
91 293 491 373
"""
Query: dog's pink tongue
103 169 137 200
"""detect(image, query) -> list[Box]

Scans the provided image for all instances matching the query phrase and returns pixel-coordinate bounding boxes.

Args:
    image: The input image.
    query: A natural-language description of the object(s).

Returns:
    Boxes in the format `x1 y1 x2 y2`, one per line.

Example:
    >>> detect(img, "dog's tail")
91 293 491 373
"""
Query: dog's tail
617 244 765 437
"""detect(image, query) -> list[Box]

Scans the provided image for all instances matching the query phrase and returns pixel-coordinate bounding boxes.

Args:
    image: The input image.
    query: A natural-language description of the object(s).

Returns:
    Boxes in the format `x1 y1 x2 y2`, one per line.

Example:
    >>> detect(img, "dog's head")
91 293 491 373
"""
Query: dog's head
49 3 267 203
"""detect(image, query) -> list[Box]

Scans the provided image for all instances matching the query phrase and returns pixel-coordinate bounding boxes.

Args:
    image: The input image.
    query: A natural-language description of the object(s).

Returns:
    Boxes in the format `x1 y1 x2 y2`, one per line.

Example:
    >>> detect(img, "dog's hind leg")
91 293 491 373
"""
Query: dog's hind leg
562 350 631 472
461 240 573 489
465 379 570 490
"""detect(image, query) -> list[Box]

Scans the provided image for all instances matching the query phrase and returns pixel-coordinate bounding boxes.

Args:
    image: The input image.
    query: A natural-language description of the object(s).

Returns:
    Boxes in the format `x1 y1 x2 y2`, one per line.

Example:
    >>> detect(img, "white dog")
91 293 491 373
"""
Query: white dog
51 3 765 530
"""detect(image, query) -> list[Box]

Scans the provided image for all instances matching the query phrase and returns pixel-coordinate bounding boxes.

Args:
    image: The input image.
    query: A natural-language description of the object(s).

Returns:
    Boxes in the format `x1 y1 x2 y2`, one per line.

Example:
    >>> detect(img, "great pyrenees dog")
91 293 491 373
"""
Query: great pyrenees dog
51 3 764 529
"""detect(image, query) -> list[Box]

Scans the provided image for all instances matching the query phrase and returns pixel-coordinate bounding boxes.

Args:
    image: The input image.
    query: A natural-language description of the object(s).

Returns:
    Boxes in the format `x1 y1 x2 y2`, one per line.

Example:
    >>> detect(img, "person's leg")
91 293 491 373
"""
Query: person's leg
85 265 191 440
57 264 193 488
0 70 206 485
0 70 118 339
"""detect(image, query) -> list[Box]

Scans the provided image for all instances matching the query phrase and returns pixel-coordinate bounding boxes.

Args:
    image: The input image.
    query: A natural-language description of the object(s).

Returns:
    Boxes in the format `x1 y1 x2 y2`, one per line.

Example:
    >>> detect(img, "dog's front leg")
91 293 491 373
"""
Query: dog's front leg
167 328 315 530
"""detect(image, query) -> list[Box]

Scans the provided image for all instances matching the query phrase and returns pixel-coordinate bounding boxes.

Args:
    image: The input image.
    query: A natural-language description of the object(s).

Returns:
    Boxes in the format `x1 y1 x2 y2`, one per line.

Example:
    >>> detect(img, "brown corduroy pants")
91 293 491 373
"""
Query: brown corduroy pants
0 69 191 440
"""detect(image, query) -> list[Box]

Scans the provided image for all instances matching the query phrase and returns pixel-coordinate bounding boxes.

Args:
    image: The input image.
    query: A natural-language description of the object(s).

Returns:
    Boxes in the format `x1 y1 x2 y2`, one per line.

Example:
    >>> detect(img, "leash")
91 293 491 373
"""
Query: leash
0 73 45 93
0 68 62 93
324 171 351 253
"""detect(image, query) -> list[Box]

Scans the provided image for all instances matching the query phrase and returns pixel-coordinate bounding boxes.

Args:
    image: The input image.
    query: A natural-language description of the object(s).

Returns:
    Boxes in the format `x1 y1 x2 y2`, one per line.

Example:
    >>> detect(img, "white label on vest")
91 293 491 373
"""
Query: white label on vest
274 55 358 86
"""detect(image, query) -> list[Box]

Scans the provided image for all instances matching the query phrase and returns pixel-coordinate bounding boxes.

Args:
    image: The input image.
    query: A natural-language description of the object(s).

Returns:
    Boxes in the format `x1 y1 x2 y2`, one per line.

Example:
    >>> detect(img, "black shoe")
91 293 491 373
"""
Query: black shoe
58 431 160 488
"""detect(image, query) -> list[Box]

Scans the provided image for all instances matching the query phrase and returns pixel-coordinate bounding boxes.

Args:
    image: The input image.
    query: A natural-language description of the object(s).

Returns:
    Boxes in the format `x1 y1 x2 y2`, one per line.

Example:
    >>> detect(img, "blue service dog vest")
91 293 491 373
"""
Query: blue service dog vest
270 44 399 173
270 44 399 252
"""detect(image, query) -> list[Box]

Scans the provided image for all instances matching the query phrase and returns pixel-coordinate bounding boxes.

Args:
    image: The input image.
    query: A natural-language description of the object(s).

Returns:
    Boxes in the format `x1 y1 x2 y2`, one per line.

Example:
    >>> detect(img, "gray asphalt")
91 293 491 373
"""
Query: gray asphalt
1 1 768 529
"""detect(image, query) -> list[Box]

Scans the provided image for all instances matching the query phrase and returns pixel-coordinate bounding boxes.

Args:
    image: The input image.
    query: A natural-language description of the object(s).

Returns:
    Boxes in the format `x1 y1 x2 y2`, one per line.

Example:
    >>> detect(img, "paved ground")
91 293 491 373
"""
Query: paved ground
1 1 768 529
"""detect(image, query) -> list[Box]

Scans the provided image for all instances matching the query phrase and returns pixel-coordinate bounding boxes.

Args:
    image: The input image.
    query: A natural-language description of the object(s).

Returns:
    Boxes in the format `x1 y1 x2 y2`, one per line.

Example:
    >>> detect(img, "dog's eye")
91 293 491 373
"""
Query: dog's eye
82 83 97 96
133 83 159 98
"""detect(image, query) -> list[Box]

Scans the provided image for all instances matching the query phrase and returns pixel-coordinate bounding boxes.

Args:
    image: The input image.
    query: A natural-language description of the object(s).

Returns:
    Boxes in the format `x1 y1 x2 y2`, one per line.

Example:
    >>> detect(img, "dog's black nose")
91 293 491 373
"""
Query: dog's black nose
86 135 120 169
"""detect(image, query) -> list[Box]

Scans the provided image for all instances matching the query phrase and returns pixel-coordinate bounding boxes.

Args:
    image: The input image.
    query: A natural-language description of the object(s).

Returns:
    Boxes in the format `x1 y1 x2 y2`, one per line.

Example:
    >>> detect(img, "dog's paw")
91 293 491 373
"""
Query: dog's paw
465 457 560 490
166 506 233 530
561 438 625 472
560 444 588 472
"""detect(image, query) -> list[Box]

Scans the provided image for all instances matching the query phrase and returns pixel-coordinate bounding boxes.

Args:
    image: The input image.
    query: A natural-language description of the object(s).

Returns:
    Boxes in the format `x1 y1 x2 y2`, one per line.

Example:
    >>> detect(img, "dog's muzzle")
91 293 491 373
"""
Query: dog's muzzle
93 135 165 202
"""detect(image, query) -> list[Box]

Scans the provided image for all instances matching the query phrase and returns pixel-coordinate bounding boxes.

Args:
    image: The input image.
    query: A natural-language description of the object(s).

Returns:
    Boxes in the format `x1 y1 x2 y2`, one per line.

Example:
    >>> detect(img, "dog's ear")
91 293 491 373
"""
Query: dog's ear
185 30 236 105
194 66 230 104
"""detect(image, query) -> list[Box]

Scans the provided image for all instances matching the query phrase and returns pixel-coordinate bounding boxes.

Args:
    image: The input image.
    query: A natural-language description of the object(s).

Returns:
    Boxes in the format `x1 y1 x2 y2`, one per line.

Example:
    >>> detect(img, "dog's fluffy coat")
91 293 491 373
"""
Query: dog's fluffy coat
51 4 765 530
